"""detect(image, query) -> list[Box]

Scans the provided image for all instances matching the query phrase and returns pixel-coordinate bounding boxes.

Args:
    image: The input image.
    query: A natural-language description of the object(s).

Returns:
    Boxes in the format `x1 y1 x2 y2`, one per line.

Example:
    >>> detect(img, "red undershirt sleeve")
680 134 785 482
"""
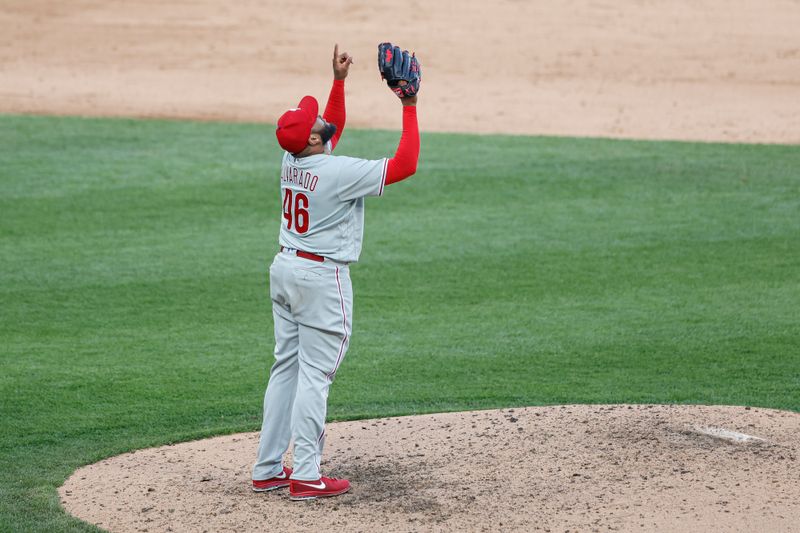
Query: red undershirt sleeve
322 79 346 150
385 106 420 185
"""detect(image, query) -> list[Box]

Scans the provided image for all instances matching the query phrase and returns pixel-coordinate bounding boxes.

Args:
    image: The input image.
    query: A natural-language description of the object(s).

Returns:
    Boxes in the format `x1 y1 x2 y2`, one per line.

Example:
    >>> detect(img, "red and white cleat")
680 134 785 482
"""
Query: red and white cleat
289 476 351 501
252 466 292 492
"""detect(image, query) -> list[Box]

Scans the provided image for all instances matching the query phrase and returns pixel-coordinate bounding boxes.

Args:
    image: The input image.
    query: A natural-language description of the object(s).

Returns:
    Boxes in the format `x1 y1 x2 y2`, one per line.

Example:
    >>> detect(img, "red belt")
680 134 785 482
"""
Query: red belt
280 246 325 263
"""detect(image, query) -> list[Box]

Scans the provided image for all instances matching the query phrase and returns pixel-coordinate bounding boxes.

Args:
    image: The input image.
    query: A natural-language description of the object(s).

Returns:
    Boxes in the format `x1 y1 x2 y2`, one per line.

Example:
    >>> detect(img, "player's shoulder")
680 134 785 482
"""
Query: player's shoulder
328 154 385 168
328 154 360 164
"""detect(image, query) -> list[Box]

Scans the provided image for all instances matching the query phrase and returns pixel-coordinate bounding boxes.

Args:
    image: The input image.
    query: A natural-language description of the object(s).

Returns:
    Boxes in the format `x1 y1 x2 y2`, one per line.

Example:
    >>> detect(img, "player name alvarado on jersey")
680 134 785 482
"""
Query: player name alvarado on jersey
281 164 318 192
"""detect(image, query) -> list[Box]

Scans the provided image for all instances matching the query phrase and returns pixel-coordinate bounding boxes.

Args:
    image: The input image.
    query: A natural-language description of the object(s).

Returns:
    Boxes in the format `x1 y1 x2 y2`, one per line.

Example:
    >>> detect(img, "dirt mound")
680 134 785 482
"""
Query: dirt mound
60 405 800 532
2 0 800 142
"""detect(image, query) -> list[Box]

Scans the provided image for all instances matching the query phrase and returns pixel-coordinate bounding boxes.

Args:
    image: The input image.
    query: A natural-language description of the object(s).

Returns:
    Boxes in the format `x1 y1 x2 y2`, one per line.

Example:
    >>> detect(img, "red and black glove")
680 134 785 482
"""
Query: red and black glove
378 42 421 98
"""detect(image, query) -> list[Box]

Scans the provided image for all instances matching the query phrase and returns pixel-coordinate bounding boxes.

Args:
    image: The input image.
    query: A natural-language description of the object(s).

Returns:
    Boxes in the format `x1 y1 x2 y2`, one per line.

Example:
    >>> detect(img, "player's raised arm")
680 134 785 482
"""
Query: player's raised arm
384 97 419 184
378 43 421 185
322 44 352 150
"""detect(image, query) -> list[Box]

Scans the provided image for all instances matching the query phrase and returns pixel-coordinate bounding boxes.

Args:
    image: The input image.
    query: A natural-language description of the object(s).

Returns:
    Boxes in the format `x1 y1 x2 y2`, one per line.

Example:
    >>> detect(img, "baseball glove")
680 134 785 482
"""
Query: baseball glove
378 42 421 98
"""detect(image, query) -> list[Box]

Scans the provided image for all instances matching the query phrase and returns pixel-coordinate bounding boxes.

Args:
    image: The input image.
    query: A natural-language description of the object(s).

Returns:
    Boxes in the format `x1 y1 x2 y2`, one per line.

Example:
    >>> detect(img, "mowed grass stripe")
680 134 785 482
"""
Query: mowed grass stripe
1 114 798 531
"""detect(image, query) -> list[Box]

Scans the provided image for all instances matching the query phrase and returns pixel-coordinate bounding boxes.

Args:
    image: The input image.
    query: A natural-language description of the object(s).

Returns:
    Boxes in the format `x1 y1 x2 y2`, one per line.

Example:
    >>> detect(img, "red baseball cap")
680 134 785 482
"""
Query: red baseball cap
276 96 319 153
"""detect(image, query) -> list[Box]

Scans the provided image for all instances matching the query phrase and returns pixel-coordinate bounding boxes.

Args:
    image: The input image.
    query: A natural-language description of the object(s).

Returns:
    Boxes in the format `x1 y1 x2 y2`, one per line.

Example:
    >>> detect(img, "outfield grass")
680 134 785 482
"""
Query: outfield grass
1 113 798 531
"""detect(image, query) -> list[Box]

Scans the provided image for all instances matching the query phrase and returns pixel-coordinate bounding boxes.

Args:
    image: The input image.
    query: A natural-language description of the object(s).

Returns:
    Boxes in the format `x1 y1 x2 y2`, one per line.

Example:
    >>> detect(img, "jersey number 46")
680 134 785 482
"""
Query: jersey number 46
283 189 309 234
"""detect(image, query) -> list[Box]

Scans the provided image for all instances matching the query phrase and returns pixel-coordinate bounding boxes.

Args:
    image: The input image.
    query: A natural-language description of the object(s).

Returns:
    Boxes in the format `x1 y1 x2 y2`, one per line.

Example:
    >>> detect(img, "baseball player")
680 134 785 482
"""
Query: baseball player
251 43 421 500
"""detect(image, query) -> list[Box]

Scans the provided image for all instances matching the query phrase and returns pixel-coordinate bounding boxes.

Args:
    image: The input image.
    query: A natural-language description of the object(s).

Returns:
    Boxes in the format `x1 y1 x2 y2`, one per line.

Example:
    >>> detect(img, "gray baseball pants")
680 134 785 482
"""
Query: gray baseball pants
252 251 352 481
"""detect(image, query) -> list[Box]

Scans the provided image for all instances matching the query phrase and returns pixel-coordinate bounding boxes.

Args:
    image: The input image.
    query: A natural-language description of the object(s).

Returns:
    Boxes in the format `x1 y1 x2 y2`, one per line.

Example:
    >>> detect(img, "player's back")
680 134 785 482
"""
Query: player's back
278 151 387 264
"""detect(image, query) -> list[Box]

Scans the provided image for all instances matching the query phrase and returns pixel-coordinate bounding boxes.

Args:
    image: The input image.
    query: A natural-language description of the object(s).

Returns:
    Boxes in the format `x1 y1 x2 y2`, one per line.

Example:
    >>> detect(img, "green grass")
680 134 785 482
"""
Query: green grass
1 113 799 531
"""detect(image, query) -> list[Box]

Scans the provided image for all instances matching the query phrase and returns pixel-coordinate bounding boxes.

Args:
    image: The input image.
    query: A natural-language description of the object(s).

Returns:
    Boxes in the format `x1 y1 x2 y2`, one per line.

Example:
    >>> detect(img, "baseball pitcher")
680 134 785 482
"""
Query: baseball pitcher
252 43 421 500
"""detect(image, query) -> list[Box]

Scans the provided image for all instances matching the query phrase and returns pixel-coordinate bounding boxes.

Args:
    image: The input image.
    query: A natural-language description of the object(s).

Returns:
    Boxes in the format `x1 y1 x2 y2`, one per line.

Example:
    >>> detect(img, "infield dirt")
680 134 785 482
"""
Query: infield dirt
2 0 800 143
6 0 799 531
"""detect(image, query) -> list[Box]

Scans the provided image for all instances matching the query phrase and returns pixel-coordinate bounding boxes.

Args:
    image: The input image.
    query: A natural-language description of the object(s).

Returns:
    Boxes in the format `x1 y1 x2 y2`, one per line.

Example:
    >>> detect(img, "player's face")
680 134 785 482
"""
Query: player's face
311 116 326 133
312 116 337 148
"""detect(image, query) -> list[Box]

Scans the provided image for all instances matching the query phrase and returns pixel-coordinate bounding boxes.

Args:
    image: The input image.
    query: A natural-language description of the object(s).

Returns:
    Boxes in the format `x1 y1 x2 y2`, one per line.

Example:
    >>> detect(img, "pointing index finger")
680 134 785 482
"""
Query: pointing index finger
334 43 339 59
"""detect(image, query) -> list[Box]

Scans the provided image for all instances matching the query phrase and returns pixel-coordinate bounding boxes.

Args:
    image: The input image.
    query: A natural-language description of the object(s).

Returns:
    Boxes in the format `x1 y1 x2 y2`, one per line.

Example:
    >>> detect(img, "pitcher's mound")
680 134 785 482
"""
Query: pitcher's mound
60 405 800 532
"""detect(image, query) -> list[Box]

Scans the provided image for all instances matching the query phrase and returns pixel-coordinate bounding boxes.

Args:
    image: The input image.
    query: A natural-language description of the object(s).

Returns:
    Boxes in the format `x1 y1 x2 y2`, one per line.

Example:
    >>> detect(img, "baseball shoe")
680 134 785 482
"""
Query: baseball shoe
252 466 292 492
289 476 350 501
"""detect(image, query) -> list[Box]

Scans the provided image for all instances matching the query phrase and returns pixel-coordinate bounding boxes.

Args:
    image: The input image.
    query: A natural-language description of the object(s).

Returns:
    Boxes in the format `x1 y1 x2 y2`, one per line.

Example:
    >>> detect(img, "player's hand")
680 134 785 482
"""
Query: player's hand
332 44 353 80
398 81 418 106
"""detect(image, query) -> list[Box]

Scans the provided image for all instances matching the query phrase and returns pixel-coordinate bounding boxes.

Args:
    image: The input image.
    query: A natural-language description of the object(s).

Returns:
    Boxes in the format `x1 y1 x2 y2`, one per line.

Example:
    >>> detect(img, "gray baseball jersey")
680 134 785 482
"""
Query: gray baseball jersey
278 149 388 262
